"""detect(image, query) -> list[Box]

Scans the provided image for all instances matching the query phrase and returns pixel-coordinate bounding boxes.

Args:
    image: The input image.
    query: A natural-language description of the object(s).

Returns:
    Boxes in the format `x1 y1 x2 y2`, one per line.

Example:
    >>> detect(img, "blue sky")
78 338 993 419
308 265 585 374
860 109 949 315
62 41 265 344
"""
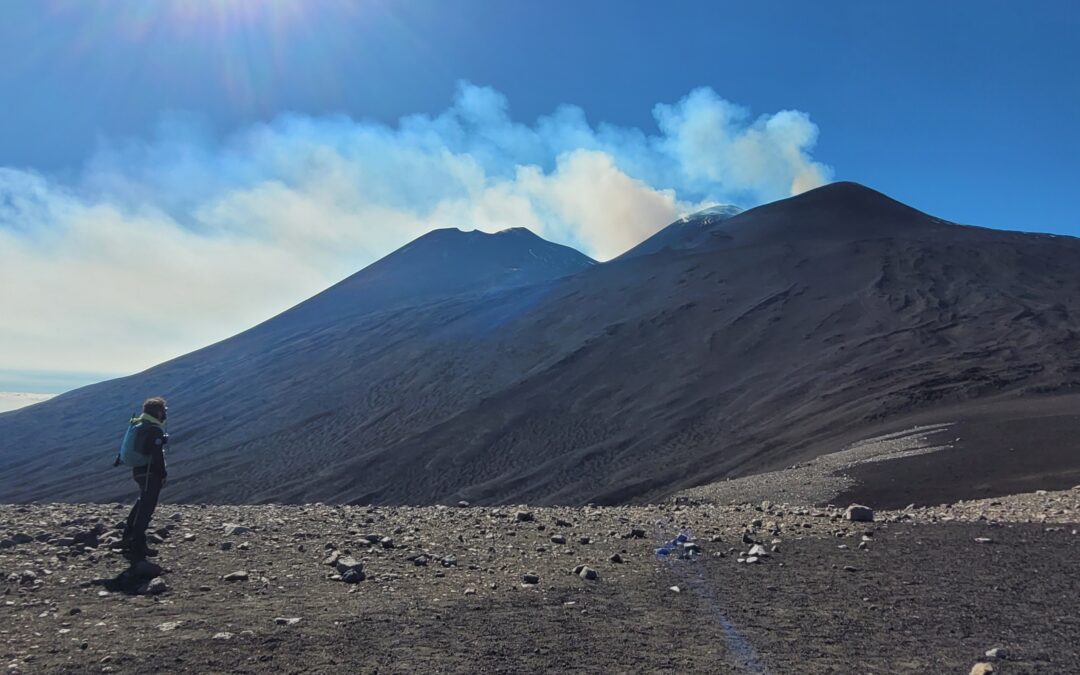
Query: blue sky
1 1 1077 394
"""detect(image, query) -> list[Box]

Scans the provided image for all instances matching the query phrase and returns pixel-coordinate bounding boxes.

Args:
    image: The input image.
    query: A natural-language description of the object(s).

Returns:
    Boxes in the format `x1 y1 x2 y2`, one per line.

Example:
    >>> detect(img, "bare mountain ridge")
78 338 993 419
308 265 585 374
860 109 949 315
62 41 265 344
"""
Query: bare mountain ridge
2 182 1079 505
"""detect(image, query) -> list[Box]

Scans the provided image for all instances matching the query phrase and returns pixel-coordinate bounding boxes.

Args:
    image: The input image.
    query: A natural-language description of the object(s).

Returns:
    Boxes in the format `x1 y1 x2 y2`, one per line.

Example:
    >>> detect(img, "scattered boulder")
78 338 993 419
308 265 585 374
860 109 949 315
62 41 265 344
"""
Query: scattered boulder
223 524 252 536
573 565 598 581
223 570 249 582
609 553 624 564
73 529 101 548
522 573 540 585
844 505 875 523
970 663 994 675
274 617 301 626
985 647 1009 660
213 632 234 640
138 578 168 595
334 556 362 573
334 557 365 582
550 535 566 545
515 510 534 523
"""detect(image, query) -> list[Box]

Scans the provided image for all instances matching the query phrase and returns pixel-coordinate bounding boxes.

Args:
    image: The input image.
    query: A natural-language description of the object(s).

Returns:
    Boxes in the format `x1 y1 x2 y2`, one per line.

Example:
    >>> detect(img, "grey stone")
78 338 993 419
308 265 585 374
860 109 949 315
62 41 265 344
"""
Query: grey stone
844 505 875 522
522 573 540 585
138 578 168 595
223 570 249 582
576 566 598 581
515 510 534 522
341 567 366 583
334 557 364 576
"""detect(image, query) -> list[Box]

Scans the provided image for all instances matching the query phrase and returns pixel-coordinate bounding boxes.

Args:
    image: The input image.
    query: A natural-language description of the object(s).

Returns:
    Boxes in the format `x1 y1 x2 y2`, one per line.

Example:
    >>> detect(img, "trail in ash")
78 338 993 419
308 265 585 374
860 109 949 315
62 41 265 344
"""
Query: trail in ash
654 523 769 674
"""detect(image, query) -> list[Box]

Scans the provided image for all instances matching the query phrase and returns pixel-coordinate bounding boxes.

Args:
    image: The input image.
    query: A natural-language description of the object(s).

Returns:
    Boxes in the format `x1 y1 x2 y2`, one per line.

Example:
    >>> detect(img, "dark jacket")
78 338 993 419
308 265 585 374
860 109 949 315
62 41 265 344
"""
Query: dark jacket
132 421 168 478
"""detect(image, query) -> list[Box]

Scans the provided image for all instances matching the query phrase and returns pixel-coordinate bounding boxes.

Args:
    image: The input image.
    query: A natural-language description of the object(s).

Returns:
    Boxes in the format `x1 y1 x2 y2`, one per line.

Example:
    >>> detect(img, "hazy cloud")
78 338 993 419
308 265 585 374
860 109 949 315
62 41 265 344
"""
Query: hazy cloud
0 83 831 383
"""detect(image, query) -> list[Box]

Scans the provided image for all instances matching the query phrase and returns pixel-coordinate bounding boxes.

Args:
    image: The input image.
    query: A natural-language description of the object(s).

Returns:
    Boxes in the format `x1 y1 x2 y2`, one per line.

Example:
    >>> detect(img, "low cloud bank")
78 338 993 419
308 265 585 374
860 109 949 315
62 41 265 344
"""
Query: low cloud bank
0 393 55 414
0 83 831 379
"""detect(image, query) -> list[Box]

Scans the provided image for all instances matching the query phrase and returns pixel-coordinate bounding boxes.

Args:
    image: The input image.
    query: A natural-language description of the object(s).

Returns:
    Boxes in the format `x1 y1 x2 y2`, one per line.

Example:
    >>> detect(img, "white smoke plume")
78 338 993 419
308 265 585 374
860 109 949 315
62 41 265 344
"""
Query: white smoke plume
0 83 831 383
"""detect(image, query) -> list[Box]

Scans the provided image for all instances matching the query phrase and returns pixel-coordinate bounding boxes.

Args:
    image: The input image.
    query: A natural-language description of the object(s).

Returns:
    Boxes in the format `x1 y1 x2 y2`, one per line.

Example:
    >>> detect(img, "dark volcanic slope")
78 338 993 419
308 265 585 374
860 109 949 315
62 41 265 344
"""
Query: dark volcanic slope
2 182 1079 505
619 204 743 258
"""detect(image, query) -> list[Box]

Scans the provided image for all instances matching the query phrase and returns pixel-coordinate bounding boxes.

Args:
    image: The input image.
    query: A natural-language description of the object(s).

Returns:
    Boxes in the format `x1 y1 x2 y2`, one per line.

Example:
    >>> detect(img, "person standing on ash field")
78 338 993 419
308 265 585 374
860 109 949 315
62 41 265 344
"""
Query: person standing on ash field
114 396 169 560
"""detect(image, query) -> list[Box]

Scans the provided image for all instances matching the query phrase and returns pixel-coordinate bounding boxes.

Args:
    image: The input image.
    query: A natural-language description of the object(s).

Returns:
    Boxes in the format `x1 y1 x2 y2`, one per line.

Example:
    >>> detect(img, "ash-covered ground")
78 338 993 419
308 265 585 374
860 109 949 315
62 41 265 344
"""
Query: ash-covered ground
3 487 1078 674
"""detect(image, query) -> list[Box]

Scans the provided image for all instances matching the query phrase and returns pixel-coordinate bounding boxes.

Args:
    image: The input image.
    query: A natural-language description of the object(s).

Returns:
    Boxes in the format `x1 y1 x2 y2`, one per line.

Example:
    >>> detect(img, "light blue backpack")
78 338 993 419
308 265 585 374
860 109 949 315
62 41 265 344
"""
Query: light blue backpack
117 415 152 467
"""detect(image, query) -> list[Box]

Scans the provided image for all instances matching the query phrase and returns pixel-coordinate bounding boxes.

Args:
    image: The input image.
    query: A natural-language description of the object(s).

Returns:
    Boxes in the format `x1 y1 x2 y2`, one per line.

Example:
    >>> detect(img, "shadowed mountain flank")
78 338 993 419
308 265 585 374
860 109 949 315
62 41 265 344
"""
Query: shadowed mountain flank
2 182 1079 505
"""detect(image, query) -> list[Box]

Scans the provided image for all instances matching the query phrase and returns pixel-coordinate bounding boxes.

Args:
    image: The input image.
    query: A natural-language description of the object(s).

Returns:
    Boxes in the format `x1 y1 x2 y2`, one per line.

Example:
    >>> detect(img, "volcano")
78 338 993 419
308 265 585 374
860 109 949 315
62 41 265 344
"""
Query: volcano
2 182 1078 506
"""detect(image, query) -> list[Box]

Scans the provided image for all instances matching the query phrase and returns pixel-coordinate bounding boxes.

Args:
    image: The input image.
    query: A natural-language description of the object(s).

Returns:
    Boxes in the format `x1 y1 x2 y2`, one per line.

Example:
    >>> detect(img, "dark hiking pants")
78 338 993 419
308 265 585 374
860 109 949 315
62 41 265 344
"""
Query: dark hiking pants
124 470 163 547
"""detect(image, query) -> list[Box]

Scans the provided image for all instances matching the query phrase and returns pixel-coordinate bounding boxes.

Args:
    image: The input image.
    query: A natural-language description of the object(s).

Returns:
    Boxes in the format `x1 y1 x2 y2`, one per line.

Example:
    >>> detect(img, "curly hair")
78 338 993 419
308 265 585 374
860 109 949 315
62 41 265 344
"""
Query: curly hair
142 396 167 418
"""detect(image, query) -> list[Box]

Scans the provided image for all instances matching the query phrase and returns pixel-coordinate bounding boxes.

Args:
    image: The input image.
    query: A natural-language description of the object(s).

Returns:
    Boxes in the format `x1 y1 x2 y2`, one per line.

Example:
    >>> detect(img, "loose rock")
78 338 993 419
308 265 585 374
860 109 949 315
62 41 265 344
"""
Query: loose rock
844 505 875 522
138 578 168 595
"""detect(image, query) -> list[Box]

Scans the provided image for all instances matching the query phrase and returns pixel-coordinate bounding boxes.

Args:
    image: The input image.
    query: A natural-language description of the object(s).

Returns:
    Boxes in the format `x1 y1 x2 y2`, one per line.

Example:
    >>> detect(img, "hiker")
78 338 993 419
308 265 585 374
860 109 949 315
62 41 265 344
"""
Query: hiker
118 396 169 558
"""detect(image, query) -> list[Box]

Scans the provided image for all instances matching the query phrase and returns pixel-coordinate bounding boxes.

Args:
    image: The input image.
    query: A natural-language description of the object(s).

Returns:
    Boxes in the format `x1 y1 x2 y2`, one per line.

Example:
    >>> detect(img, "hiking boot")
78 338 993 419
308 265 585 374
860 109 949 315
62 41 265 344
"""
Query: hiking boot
118 535 157 559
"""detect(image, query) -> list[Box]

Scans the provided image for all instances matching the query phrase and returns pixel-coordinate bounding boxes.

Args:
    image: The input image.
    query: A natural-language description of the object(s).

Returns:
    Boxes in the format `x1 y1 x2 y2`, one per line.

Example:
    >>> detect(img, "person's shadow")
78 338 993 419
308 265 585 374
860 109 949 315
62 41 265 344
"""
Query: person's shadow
90 557 163 595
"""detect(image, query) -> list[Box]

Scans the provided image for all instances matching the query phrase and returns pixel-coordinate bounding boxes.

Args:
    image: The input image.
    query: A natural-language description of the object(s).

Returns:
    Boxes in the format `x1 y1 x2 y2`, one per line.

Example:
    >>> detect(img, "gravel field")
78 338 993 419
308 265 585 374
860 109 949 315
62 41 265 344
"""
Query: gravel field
3 486 1078 674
